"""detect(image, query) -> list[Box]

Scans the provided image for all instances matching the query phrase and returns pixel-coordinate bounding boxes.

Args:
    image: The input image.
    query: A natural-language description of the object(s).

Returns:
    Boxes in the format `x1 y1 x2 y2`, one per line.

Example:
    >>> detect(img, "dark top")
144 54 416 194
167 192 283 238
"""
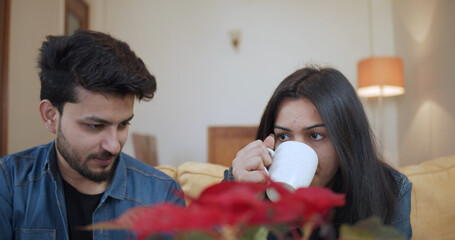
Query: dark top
63 179 103 240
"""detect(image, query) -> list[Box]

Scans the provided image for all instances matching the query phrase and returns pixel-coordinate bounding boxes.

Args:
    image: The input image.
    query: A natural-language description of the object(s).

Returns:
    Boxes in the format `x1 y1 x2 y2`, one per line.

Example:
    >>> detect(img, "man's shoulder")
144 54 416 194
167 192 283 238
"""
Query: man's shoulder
117 153 184 204
0 143 52 172
110 153 184 206
119 153 176 182
2 142 51 158
0 142 53 187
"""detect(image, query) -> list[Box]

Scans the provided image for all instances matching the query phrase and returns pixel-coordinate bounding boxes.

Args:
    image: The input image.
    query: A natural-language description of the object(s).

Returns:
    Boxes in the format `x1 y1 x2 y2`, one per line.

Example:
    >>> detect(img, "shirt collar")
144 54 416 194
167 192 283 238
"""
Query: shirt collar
44 141 59 180
103 153 127 200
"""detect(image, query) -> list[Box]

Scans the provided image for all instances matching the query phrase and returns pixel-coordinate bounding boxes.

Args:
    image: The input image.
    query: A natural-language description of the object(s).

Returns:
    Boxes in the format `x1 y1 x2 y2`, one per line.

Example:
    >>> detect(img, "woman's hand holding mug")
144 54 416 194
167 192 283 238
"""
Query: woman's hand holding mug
232 135 318 201
232 135 275 183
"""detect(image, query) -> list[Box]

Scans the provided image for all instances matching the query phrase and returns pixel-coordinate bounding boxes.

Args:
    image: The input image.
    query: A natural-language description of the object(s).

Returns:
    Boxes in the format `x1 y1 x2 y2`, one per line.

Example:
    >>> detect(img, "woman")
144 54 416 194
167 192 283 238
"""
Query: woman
224 66 412 238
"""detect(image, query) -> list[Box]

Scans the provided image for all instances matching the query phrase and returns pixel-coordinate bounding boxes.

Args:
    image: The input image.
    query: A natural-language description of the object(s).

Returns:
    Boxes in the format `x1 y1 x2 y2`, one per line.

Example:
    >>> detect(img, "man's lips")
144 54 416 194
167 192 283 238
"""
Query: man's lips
92 157 115 165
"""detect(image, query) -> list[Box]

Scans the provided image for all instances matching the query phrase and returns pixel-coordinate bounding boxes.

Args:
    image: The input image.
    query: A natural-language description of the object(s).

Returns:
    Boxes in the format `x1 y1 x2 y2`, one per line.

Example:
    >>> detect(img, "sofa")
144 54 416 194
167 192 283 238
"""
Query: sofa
156 154 455 240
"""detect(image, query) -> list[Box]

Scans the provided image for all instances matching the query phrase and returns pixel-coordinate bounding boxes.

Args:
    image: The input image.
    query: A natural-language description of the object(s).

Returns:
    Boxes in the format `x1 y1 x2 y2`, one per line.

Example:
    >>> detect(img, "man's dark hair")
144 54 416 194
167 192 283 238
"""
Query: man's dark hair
38 30 156 113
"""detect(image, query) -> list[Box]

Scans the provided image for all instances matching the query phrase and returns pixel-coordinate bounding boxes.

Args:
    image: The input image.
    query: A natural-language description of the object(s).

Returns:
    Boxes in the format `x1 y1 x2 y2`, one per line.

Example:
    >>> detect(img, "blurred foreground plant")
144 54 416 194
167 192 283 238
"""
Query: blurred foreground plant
89 179 406 240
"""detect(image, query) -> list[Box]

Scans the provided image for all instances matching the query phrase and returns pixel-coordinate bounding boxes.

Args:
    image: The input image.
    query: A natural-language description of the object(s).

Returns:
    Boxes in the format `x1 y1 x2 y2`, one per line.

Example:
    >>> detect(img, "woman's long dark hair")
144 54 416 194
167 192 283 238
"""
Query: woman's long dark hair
257 66 398 225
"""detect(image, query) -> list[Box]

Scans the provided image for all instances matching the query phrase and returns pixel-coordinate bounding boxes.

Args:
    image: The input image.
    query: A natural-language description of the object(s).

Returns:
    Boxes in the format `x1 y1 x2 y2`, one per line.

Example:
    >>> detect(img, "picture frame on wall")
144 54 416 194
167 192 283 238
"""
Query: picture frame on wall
65 0 88 35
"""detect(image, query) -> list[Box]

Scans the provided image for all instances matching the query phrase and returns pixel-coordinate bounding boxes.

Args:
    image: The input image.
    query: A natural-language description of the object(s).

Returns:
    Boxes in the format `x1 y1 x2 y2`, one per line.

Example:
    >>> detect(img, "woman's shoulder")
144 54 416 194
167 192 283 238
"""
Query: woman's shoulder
387 168 413 238
388 167 412 197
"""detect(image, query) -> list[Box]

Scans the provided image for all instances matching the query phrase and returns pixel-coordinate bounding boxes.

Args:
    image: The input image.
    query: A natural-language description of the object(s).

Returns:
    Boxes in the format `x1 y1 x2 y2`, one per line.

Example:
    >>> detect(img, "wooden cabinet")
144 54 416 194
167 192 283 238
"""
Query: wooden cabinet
208 126 258 167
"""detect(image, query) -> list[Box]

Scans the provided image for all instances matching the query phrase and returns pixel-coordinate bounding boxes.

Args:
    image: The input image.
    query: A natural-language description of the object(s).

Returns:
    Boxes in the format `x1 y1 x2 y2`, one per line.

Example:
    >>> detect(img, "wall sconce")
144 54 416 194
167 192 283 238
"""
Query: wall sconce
229 29 242 51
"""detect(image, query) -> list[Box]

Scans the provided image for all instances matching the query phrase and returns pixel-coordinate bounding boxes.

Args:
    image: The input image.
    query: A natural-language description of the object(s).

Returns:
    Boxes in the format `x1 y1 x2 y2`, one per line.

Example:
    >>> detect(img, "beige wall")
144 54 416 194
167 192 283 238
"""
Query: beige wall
95 0 396 167
6 0 399 166
9 0 452 168
393 0 455 165
7 0 63 153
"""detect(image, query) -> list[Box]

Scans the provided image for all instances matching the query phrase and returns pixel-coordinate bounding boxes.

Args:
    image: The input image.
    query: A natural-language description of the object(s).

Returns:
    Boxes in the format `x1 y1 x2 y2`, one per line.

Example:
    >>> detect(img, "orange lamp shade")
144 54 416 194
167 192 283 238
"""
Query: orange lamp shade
357 57 405 97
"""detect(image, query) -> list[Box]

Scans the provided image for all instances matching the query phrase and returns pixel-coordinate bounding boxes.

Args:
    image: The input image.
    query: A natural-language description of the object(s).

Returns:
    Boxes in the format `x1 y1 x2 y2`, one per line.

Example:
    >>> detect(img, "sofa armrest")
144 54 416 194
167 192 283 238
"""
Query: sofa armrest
398 154 455 240
155 165 178 179
177 162 228 200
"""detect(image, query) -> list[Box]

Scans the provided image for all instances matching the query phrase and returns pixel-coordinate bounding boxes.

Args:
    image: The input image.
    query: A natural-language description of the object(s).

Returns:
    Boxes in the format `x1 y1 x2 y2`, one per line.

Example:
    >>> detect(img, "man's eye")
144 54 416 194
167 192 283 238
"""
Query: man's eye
310 133 323 140
120 121 131 128
86 124 101 130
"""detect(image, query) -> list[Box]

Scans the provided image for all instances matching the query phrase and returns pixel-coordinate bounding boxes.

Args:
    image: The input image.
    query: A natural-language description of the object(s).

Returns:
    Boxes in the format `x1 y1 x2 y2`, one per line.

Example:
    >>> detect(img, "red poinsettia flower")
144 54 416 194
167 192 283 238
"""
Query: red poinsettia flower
292 187 345 219
132 203 224 239
248 179 345 226
89 179 346 240
188 181 270 225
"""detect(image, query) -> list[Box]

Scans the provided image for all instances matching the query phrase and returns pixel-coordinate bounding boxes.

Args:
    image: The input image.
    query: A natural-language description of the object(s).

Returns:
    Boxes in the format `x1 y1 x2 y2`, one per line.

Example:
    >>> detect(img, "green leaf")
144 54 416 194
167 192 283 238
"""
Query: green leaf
340 224 376 240
174 231 214 240
265 223 291 238
340 217 407 240
240 226 269 240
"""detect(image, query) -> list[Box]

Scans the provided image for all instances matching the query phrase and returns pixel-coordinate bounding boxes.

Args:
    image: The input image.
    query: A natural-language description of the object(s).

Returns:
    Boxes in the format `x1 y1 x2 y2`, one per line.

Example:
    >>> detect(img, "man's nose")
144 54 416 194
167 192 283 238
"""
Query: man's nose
102 129 121 155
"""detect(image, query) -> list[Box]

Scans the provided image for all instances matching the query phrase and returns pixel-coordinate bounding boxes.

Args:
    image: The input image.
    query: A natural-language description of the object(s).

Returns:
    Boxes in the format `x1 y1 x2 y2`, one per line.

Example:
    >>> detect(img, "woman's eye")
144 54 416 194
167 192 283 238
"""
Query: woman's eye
277 133 290 142
310 133 323 140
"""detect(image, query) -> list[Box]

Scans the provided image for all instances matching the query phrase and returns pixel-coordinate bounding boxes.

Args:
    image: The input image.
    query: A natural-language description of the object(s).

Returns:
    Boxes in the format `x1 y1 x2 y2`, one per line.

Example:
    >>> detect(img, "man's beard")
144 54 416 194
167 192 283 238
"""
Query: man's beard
56 122 118 183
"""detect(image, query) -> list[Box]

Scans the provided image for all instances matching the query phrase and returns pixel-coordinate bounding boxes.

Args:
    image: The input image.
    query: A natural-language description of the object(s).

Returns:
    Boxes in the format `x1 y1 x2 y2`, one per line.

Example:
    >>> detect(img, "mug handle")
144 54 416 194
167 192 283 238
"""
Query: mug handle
263 148 275 174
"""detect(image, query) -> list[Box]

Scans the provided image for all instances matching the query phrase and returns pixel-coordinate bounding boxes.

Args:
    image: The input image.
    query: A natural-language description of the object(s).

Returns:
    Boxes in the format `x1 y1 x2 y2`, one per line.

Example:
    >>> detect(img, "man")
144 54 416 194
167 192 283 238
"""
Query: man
0 30 185 239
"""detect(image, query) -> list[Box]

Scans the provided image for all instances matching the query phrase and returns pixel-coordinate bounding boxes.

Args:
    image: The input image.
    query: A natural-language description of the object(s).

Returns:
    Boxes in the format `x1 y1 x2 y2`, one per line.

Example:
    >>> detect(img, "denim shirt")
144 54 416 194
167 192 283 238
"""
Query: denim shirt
0 142 185 240
389 168 413 239
223 167 413 239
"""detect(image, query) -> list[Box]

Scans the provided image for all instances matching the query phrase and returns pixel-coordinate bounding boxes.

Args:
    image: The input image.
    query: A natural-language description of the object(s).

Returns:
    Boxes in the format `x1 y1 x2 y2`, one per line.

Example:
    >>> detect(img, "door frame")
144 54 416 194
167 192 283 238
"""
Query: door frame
0 0 10 157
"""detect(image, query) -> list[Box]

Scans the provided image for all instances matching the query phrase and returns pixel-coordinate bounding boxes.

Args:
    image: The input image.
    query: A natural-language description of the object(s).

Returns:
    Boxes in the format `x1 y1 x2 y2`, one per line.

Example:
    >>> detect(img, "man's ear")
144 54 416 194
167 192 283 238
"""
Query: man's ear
39 100 59 134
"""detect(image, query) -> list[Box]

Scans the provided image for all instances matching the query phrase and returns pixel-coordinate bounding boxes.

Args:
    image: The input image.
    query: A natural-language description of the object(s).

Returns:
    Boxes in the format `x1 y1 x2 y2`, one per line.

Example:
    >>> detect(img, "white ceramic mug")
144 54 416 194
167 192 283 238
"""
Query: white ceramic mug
264 141 318 201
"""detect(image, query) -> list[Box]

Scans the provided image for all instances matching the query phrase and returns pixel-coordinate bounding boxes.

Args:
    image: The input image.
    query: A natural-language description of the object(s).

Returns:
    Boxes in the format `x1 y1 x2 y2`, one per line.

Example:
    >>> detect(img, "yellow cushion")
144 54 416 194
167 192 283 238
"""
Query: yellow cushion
177 162 228 200
399 154 455 240
155 165 178 180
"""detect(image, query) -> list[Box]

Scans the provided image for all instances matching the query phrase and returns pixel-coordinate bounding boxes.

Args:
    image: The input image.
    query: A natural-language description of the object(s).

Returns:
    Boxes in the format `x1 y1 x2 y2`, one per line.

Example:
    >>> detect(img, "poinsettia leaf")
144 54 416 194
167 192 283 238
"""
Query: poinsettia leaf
198 181 268 198
292 187 345 218
192 182 266 208
339 224 375 240
264 223 293 238
174 231 214 240
188 183 273 226
247 200 302 226
87 206 151 230
340 217 407 240
132 203 224 237
240 226 269 240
